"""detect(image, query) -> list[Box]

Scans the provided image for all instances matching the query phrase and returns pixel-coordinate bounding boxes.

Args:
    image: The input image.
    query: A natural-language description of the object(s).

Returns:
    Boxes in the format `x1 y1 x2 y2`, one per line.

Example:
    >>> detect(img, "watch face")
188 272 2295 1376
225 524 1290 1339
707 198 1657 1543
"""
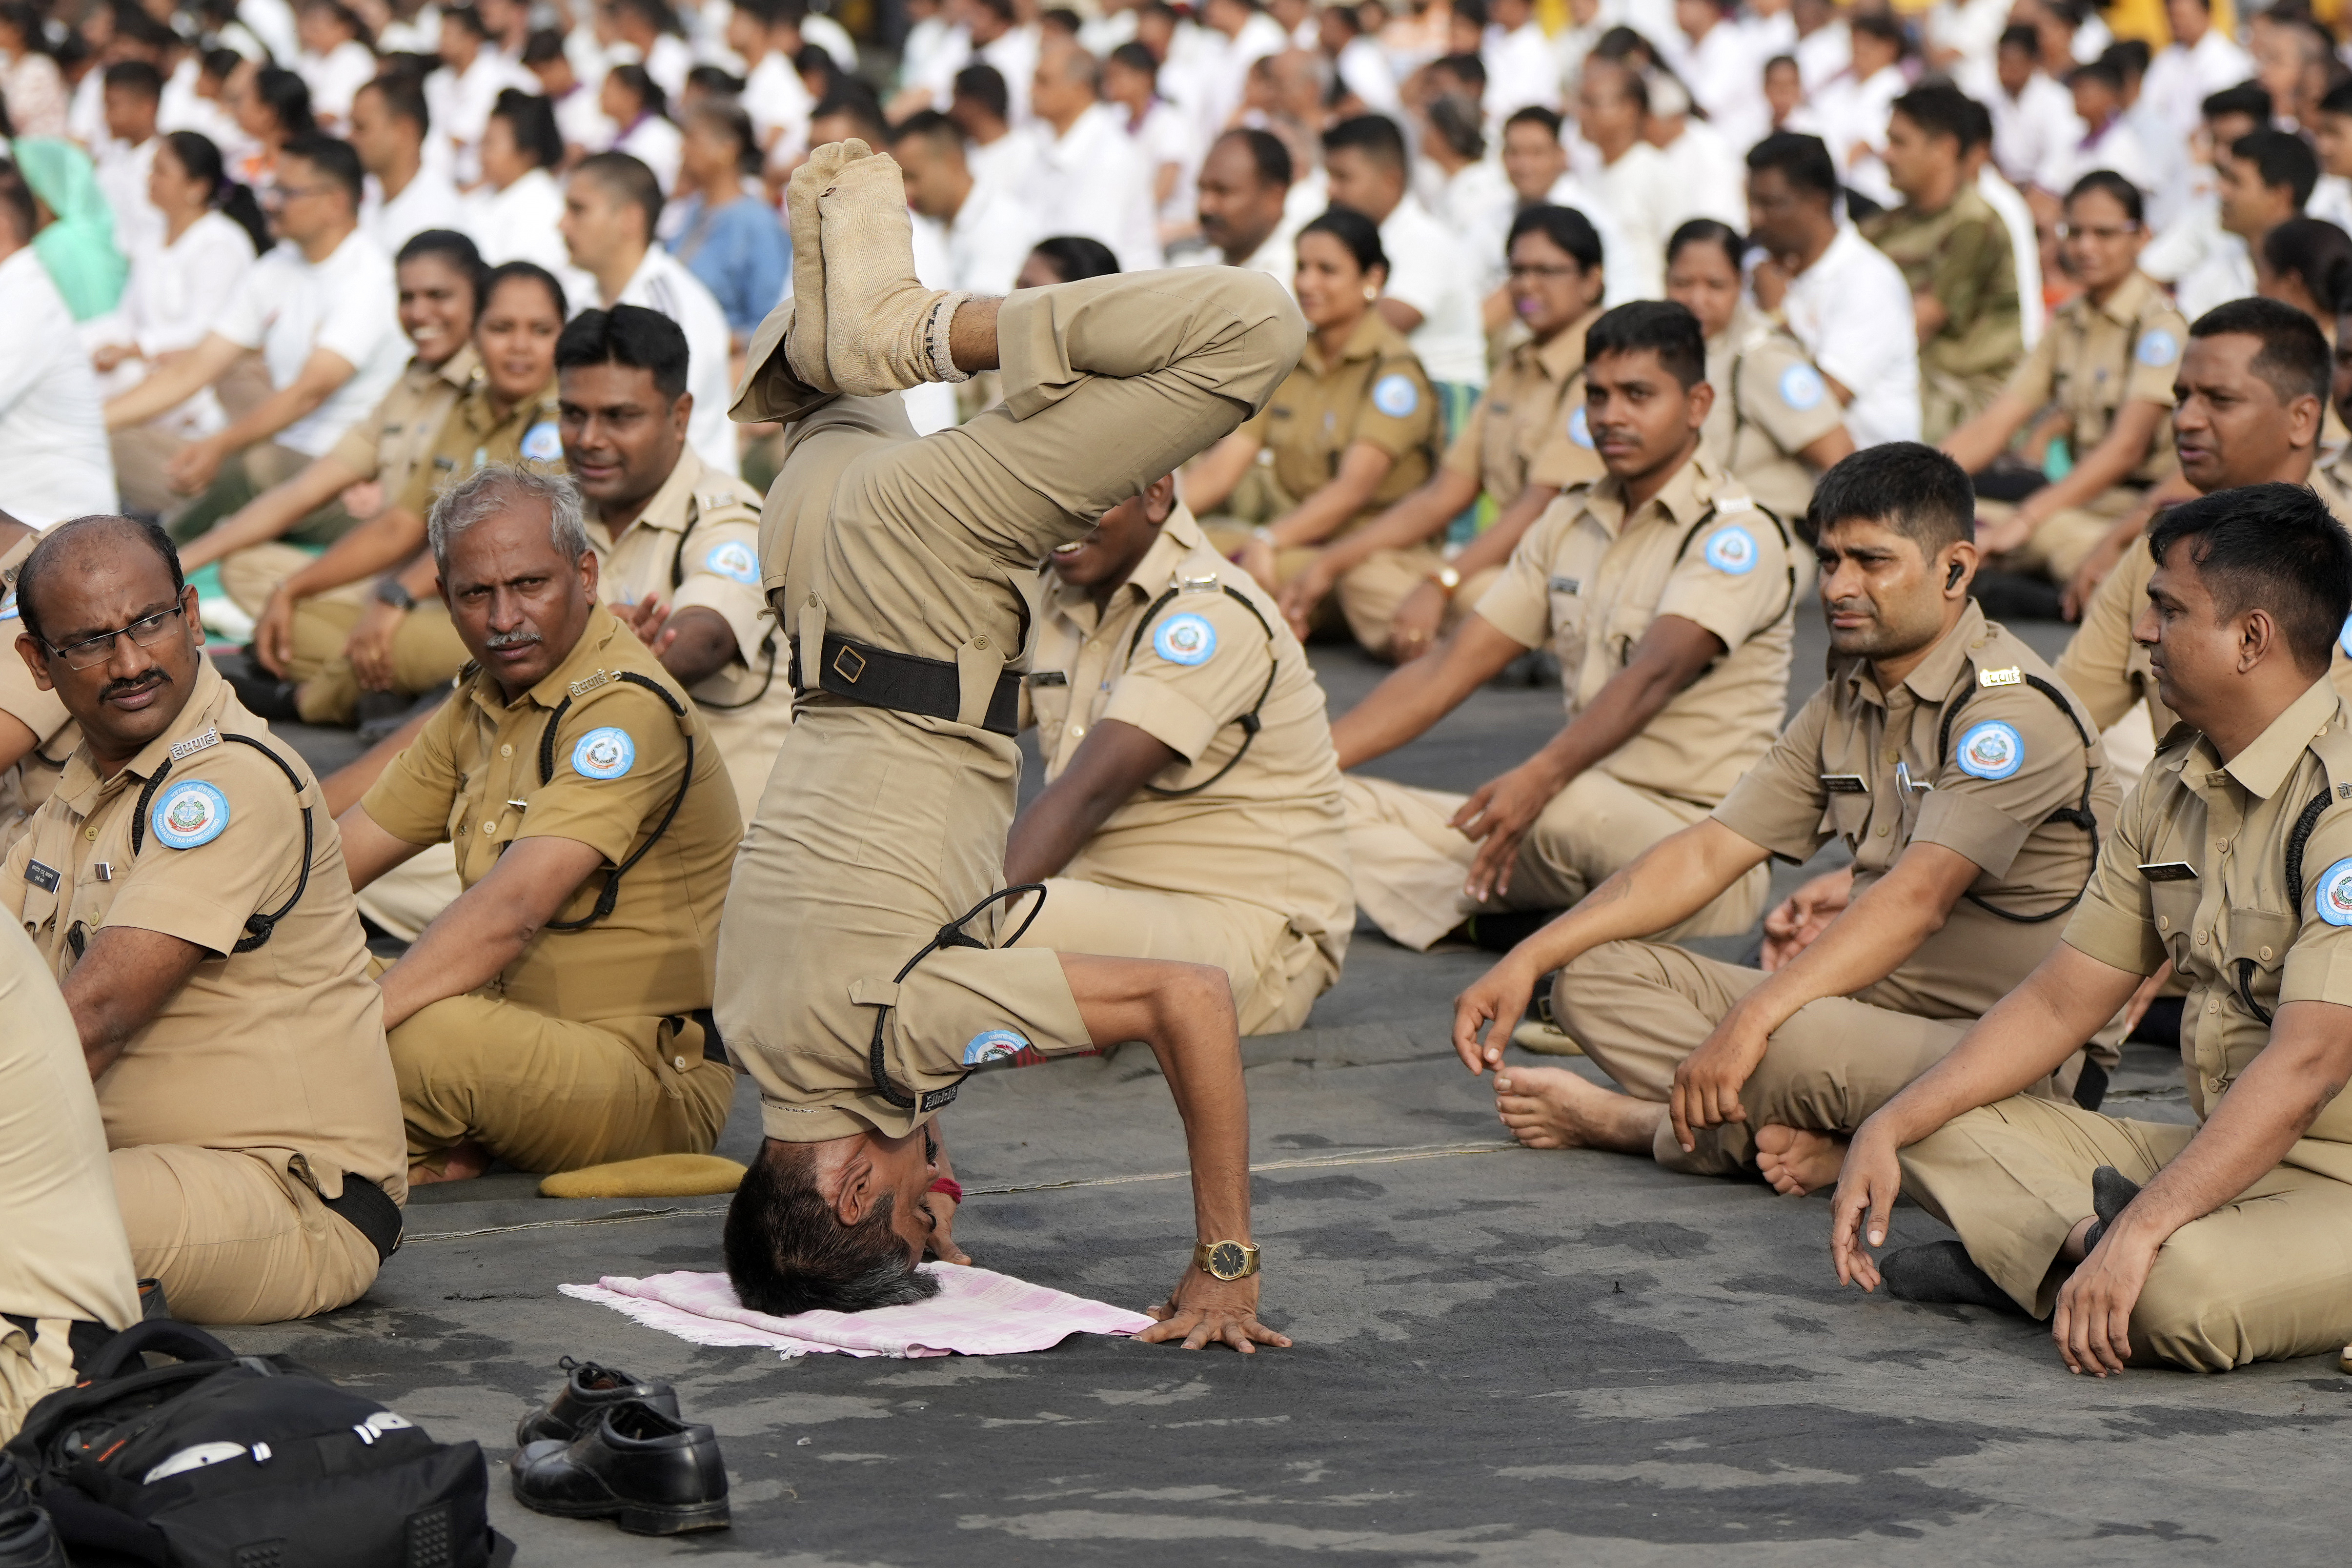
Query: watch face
1207 1241 1249 1280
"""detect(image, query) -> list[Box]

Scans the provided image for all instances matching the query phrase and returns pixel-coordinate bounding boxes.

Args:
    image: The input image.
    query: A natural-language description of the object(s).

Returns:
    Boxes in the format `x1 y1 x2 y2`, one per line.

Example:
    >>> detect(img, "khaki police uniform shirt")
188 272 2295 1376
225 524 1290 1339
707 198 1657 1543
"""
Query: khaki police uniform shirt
1703 304 1846 524
1022 506 1352 970
325 345 480 500
2063 676 2352 1181
0 533 75 853
361 604 741 1035
1860 185 2023 385
1715 601 2123 1020
392 375 564 521
1450 308 1606 501
1235 311 1437 534
584 448 785 816
1470 451 1798 807
2057 468 2352 736
2002 270 2186 491
0 660 405 1204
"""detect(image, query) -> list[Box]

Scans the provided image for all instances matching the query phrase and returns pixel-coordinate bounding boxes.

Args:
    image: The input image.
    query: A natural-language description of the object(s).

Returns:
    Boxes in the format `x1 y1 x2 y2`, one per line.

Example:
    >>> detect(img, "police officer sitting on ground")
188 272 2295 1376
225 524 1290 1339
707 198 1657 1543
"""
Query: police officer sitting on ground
1454 444 2120 1188
2 516 406 1324
336 465 742 1187
716 139 1297 1349
1335 301 1799 954
1 511 77 854
1002 475 1352 1036
1832 484 2352 1376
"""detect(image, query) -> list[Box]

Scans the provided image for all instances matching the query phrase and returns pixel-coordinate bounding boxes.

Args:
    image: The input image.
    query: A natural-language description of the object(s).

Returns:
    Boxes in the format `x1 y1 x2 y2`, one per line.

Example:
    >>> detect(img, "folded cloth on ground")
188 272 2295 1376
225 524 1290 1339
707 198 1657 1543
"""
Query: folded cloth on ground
560 1265 1155 1359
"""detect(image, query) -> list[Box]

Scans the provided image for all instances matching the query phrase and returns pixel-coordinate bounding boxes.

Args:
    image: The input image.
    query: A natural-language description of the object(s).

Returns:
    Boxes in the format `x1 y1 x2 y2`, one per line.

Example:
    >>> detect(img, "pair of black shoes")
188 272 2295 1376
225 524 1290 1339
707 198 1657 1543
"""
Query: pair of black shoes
0 1457 64 1568
1882 1166 2142 1312
510 1358 730 1535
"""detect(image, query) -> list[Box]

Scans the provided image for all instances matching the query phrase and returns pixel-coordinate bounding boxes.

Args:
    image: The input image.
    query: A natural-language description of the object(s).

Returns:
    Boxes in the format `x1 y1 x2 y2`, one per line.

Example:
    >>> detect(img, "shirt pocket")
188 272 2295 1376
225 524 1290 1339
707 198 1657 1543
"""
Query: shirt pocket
1546 581 1587 690
2147 880 2201 976
2220 906 2295 1028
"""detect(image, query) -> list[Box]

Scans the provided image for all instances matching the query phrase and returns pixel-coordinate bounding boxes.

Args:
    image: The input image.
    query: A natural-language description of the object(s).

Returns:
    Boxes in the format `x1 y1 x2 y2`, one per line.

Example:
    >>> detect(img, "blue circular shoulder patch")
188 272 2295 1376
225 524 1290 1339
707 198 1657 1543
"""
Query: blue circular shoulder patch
0 590 16 622
2136 329 2180 368
704 540 760 586
1703 523 1759 575
2338 612 2352 660
964 1027 1036 1066
1955 720 2025 781
1153 612 1217 666
1371 372 1420 419
571 726 636 780
1778 363 1826 411
1567 405 1594 449
2317 857 2352 926
151 779 230 849
519 420 563 464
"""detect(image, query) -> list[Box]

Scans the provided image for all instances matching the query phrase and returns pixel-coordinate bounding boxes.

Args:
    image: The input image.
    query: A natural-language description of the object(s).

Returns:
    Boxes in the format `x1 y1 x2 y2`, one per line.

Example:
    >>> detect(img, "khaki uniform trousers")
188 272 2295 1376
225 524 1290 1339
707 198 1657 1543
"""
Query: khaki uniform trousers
1344 771 1768 952
1 1319 81 1444
1978 486 2141 587
390 992 735 1175
1902 1095 2352 1372
109 1144 381 1325
1547 940 2080 1176
1011 877 1338 1036
355 841 463 942
290 596 470 726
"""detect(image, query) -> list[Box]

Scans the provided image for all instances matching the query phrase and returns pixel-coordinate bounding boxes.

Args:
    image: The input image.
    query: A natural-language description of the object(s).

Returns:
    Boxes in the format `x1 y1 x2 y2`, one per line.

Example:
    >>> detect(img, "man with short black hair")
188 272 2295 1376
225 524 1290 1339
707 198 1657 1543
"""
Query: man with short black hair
1195 127 1296 286
1833 482 2352 1374
1336 301 1796 951
351 74 466 253
949 62 1039 192
560 150 738 476
2171 127 2316 322
1460 442 2119 1184
96 58 165 256
892 108 1037 297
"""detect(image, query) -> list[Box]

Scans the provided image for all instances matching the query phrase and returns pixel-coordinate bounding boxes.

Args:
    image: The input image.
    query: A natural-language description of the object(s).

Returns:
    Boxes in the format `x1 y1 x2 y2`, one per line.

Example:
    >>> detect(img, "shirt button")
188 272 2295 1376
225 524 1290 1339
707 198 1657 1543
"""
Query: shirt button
1883 750 1899 764
84 826 98 840
673 1055 687 1070
2260 945 2274 961
2157 915 2169 930
2196 931 2208 946
482 822 495 835
1071 725 1086 739
2208 1001 2219 1014
500 744 513 757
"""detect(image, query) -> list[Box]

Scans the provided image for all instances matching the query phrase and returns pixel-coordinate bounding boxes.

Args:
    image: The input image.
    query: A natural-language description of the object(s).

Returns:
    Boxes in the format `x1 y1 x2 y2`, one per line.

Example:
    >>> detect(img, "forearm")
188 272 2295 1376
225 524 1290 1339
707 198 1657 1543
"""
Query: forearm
378 894 539 1029
1265 474 1379 549
206 378 336 454
1330 649 1484 767
1452 484 1555 574
1515 819 1769 978
1179 433 1257 515
1150 987 1255 1245
59 928 205 1077
1516 649 1686 794
181 457 364 570
1727 857 1965 1040
658 606 737 686
105 347 225 429
1004 775 1123 883
282 509 429 600
1941 393 2030 473
2023 411 2163 518
1312 469 1476 574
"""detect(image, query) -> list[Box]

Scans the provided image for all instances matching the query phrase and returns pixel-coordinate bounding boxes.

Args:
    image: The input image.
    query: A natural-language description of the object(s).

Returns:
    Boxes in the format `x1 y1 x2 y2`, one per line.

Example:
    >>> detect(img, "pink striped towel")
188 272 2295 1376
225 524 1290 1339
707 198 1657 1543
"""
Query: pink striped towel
560 1265 1155 1359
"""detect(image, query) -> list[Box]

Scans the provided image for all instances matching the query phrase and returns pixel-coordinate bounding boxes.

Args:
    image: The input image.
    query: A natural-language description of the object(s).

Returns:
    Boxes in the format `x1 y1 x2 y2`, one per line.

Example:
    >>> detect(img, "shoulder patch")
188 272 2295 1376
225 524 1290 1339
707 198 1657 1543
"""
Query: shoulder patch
1702 523 1759 575
1955 719 2025 781
570 726 636 780
704 540 760 585
1153 612 1217 666
519 420 563 464
151 779 230 849
1567 405 1594 449
0 590 15 622
2136 328 2180 368
963 1027 1040 1066
2338 613 2352 660
1978 665 2023 688
1777 363 1826 411
2317 856 2352 926
1372 372 1421 418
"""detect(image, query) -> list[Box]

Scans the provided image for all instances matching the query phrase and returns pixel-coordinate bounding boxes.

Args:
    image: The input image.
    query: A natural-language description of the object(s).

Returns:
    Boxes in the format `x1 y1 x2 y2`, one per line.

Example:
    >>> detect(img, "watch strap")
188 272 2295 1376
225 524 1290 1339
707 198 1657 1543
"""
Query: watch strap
1191 1240 1261 1280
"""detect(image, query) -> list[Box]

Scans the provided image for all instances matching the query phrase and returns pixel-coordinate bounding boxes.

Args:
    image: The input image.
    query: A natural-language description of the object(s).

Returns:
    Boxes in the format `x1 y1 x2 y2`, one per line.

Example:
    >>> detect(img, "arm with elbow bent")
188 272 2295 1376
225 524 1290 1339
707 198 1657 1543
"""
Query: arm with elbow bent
607 599 748 687
103 331 243 432
371 832 610 1030
179 451 369 572
60 925 210 1079
1004 719 1183 885
1327 609 1529 769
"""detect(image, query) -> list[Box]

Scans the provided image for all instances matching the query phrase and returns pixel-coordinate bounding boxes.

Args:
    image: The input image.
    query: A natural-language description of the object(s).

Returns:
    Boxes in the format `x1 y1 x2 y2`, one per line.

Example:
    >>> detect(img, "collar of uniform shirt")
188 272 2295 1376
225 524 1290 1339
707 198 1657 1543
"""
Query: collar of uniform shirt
426 343 482 392
1299 311 1400 376
2179 675 2344 801
1529 305 1603 384
2089 267 2160 328
1838 598 1990 711
468 600 632 716
54 654 230 804
1043 504 1209 632
590 446 707 550
1581 449 1719 538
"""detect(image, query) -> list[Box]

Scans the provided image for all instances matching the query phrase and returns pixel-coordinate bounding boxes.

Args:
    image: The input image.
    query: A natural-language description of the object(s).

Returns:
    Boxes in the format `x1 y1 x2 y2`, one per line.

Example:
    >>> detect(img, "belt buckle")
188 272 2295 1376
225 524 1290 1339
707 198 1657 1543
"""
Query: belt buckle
832 644 868 684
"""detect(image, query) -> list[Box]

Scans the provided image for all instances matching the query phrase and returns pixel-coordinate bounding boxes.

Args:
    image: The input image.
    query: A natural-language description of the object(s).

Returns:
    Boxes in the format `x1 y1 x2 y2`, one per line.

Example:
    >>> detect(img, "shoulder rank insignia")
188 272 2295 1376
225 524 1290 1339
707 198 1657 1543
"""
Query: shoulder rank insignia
568 671 612 697
168 728 223 761
1176 571 1221 595
1978 666 2023 687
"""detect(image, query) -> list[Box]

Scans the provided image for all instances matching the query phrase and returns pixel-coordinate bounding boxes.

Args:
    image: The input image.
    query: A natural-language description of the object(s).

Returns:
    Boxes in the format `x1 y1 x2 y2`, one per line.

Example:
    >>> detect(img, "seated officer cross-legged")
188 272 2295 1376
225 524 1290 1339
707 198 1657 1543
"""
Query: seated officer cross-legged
1834 485 2352 1376
336 465 743 1186
2 516 406 1324
1455 444 2121 1183
1336 301 1799 952
1002 475 1353 1036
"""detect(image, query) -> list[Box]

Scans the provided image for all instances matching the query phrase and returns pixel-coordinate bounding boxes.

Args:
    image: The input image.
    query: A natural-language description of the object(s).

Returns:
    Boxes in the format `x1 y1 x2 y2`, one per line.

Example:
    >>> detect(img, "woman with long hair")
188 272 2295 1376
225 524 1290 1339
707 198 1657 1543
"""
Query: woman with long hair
227 60 316 186
94 131 264 409
466 87 572 277
600 62 681 193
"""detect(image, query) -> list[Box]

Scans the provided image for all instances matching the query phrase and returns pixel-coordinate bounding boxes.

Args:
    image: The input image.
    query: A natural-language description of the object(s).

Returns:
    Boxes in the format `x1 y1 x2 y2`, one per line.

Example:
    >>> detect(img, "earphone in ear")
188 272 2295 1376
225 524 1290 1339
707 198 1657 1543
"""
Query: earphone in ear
1946 559 1965 590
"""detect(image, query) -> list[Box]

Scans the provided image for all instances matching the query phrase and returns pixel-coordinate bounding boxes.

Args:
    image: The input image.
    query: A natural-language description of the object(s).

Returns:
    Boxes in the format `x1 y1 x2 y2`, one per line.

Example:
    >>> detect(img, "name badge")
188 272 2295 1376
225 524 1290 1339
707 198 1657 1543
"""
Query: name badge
1548 575 1581 594
1025 671 1068 688
1978 666 2023 688
2138 861 2199 882
168 727 222 761
1819 774 1868 794
23 859 59 893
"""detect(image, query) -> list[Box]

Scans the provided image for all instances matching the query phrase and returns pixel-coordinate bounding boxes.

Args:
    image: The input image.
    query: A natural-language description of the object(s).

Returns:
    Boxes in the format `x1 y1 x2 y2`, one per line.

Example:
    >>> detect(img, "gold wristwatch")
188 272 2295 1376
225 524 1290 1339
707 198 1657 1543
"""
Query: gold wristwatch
1192 1240 1261 1281
1429 564 1461 597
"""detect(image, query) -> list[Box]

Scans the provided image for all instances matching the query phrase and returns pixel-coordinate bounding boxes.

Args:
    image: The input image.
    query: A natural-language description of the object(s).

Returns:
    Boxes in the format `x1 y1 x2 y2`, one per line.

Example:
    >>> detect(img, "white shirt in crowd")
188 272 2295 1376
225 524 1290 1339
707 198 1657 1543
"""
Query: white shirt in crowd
1792 18 1851 90
744 51 812 168
1654 118 1747 229
1190 12 1288 143
95 136 164 260
1125 98 1202 231
610 246 740 477
967 126 1043 198
932 178 1037 297
298 39 379 129
1593 139 1680 302
1976 166 2045 350
981 24 1043 126
466 166 578 279
1818 61 1908 206
1674 18 1765 153
427 49 534 183
1336 34 1402 115
1483 18 1562 122
364 165 468 256
2046 115 2157 208
1020 102 1164 271
1545 171 1641 309
0 248 119 526
109 210 259 437
1776 222 1921 448
1427 159 1516 298
212 229 408 457
1379 196 1487 389
2143 25 2254 141
550 81 617 159
1964 62 2083 194
617 113 685 195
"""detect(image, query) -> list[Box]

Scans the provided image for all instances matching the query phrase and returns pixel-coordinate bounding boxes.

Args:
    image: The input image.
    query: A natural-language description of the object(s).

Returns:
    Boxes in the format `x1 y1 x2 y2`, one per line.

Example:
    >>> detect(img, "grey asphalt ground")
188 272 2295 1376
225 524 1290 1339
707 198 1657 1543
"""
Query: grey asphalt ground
215 608 2352 1566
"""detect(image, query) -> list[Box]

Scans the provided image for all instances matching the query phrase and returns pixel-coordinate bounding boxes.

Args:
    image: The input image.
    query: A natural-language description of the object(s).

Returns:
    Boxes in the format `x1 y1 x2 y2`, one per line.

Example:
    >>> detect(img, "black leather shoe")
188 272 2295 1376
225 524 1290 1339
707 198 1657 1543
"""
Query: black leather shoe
222 660 304 724
509 1400 729 1535
0 1506 66 1568
515 1356 680 1446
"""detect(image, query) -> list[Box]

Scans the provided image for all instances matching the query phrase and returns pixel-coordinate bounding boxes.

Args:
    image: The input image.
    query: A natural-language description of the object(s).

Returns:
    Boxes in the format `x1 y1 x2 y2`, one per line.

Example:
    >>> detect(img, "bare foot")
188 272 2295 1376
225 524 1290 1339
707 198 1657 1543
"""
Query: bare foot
1493 1066 1663 1153
1754 1124 1846 1195
408 1139 491 1186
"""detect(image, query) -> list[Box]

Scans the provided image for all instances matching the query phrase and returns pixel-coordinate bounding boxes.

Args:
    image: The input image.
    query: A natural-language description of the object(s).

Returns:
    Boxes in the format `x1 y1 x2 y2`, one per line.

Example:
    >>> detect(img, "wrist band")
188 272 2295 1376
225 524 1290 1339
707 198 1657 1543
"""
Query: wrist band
926 293 974 384
929 1177 964 1204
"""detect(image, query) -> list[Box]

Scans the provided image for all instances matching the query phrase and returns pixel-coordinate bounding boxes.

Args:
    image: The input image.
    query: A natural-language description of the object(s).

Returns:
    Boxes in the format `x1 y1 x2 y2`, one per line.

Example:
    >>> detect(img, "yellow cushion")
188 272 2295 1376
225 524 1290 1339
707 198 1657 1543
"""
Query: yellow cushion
538 1154 747 1199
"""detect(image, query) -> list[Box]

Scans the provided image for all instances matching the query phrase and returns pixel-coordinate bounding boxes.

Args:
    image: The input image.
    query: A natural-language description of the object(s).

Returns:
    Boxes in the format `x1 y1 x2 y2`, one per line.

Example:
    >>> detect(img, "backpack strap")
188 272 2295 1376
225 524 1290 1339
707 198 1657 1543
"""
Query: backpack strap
534 671 696 932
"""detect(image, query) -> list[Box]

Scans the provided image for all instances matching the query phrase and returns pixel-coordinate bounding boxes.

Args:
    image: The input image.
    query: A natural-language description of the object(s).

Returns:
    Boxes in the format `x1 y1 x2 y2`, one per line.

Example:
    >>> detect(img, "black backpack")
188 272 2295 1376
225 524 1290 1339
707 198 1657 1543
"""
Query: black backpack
3 1321 509 1568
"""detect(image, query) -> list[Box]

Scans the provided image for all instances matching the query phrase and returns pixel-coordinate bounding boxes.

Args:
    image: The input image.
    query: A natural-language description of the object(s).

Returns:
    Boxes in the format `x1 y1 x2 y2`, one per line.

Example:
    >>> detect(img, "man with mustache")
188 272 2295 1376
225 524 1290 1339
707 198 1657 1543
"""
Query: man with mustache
335 464 743 1188
1 514 405 1324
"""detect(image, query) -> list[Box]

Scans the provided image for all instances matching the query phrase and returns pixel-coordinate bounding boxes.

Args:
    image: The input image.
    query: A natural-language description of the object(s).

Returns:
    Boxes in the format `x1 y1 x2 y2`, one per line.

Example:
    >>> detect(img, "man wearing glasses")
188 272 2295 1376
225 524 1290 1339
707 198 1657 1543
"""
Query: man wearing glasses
0 515 406 1325
102 134 408 544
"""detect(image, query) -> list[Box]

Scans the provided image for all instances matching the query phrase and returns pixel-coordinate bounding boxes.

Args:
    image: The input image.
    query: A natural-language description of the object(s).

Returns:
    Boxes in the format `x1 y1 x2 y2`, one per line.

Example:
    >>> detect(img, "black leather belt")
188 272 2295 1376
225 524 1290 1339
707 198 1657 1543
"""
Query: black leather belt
791 632 1021 736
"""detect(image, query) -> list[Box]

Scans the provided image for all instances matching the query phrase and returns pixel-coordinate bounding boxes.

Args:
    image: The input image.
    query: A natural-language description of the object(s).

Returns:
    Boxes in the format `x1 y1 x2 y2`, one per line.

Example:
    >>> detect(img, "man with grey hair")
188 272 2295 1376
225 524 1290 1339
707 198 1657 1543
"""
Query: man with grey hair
1021 36 1163 269
336 464 745 1187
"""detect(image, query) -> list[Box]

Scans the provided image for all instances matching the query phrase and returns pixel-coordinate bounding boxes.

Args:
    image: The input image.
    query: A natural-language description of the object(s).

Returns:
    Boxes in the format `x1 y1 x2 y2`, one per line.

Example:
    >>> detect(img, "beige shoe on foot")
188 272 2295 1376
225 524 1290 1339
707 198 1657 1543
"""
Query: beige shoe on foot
818 147 966 395
1509 1018 1583 1056
782 139 861 394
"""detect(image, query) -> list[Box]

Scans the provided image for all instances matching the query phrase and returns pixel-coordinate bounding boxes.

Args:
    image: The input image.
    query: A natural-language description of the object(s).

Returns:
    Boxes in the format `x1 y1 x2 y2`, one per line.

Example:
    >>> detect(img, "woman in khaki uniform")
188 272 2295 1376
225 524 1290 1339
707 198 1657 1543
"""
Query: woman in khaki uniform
1665 219 1856 524
1274 204 1609 662
242 262 571 725
1185 208 1441 652
1944 173 2186 588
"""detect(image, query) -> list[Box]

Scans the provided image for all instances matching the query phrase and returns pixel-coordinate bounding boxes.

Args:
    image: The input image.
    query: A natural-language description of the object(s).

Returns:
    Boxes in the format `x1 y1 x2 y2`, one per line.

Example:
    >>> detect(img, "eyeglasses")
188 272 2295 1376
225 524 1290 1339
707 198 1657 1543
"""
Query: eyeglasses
45 602 188 671
2056 222 2141 242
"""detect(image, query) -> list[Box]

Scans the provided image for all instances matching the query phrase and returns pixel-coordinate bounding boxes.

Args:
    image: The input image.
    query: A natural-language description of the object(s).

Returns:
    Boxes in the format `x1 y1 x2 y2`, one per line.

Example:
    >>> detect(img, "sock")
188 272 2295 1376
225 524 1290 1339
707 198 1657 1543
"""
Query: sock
816 148 966 395
2079 1165 2142 1252
538 1155 748 1200
1880 1240 2025 1313
781 141 859 394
